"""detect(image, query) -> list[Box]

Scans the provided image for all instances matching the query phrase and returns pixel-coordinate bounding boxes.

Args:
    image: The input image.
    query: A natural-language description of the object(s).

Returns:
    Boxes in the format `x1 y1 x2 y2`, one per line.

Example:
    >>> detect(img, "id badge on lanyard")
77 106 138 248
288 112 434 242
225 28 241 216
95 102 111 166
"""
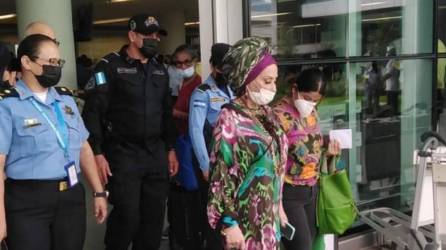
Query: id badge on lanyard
30 98 79 187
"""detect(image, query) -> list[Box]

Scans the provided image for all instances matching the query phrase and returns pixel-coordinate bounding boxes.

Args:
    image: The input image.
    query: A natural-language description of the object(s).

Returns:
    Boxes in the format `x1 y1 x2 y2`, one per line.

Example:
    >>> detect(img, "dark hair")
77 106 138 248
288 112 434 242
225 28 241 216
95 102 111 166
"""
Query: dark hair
17 34 57 67
294 67 325 95
172 44 196 62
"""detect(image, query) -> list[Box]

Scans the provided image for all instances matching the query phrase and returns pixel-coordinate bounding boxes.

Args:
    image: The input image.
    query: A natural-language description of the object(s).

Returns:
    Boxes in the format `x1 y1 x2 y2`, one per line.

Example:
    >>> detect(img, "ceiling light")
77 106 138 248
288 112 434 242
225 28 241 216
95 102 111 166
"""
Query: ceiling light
109 0 133 3
251 12 292 19
0 14 16 20
362 16 401 22
361 1 385 7
292 23 321 29
184 22 200 26
93 17 130 25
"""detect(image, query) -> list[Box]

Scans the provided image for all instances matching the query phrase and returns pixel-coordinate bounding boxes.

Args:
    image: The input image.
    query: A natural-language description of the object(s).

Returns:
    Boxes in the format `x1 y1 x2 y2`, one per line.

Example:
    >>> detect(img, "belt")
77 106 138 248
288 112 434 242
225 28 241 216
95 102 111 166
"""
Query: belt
6 178 72 192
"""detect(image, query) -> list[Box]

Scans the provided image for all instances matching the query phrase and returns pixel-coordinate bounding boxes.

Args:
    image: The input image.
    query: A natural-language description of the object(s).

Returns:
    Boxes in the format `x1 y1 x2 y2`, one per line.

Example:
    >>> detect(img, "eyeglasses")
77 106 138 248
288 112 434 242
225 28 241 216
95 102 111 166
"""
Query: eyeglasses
31 56 66 67
174 60 193 67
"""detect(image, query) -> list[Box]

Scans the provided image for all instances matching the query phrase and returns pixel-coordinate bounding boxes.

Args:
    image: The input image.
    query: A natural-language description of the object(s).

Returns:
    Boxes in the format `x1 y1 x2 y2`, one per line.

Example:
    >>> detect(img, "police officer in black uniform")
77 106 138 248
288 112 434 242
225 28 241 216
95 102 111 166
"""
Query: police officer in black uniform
82 14 179 250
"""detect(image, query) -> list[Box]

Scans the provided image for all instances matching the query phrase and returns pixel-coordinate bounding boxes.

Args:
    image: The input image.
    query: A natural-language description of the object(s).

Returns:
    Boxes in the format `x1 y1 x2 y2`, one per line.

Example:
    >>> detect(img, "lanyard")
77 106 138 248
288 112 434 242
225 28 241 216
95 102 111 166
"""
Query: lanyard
29 98 70 161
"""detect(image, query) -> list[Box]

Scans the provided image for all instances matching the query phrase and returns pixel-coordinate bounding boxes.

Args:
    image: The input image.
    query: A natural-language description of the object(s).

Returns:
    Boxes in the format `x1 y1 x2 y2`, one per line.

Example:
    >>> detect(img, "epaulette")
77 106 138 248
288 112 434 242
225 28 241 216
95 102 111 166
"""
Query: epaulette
197 84 211 92
100 52 120 64
55 86 73 96
0 87 19 100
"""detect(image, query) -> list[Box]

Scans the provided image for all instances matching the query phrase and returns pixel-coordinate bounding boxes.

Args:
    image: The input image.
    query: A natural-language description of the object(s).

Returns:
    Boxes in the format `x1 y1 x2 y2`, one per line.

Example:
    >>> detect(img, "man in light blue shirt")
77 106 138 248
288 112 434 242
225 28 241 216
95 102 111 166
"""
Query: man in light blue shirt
189 43 233 180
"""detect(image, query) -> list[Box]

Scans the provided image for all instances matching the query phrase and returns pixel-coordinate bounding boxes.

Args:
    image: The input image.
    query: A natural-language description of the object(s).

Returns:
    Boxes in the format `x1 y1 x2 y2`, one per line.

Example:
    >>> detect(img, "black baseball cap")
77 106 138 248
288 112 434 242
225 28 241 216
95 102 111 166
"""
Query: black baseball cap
210 43 231 67
128 14 167 36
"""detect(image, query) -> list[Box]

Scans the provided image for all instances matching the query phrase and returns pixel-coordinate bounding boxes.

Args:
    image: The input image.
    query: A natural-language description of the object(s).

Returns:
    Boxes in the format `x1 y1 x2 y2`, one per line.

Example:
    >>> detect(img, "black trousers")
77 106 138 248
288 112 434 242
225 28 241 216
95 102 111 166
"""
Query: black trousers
104 142 169 250
282 184 318 250
5 179 86 250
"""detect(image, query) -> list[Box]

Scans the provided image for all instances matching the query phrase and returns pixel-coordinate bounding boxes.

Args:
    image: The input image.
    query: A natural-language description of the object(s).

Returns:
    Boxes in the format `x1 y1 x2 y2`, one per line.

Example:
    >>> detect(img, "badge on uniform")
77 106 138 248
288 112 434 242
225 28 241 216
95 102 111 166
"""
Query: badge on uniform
23 118 41 128
64 105 75 116
64 161 79 188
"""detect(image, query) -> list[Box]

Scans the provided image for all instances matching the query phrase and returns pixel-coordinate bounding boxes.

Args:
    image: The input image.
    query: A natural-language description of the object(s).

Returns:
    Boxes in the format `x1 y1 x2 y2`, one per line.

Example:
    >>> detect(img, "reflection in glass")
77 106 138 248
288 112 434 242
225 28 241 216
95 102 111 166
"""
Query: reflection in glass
248 0 432 58
439 0 446 53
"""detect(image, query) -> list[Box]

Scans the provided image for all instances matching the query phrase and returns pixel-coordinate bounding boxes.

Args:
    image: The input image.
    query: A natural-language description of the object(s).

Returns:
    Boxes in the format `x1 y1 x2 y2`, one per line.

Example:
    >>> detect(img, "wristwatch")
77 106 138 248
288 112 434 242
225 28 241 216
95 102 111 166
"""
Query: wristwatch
93 191 109 198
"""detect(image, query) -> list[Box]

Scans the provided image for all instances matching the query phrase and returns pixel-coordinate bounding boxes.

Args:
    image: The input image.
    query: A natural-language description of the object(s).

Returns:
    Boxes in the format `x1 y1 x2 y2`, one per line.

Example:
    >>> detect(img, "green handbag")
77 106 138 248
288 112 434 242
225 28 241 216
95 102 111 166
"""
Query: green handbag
317 154 357 235
312 233 325 250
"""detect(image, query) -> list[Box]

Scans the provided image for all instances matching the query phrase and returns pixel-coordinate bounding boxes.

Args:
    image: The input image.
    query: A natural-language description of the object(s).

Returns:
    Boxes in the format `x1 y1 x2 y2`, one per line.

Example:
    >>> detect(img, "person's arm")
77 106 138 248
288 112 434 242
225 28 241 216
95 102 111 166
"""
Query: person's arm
0 155 6 241
173 108 188 120
188 89 210 177
79 142 108 224
82 62 113 185
208 108 245 249
0 103 12 240
161 71 179 176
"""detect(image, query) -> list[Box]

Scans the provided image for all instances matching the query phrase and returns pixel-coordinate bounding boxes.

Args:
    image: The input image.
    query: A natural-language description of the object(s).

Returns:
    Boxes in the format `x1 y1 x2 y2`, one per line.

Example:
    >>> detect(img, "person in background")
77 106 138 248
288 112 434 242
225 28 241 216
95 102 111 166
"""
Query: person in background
168 56 184 103
273 68 341 250
82 14 178 250
172 44 202 135
0 43 16 89
364 61 381 116
207 37 288 250
189 43 232 250
383 46 400 116
168 44 202 250
24 21 57 41
0 34 107 250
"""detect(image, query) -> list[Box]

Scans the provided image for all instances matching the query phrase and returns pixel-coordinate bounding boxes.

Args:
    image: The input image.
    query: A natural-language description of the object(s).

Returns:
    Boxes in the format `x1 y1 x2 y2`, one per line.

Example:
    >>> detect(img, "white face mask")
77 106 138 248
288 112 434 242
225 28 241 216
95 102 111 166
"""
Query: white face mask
294 99 316 118
182 66 195 78
248 87 276 105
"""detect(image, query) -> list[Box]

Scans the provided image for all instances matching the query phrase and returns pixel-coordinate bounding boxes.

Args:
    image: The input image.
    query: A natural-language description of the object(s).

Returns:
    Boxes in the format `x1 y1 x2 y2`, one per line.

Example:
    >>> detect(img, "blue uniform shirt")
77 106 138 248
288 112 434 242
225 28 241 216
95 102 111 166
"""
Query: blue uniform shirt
188 76 234 172
0 80 89 180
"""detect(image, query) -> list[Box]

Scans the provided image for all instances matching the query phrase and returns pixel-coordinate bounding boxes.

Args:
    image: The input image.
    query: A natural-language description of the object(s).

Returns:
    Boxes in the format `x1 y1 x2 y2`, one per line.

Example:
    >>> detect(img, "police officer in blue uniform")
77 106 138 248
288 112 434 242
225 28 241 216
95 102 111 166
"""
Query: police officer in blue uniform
0 34 107 250
188 43 232 250
82 14 179 250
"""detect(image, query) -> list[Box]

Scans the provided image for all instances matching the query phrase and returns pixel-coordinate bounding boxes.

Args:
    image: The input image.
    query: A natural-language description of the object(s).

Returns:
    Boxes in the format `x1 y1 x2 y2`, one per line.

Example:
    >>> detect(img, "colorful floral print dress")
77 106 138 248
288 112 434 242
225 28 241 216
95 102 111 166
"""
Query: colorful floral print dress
207 102 288 249
273 98 323 187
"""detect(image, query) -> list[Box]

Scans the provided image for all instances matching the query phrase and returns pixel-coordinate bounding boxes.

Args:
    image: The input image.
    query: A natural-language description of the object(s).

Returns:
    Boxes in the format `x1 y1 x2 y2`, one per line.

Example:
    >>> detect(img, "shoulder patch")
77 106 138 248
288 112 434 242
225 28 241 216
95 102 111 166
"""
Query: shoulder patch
197 84 211 92
55 86 73 96
0 87 19 100
100 52 119 64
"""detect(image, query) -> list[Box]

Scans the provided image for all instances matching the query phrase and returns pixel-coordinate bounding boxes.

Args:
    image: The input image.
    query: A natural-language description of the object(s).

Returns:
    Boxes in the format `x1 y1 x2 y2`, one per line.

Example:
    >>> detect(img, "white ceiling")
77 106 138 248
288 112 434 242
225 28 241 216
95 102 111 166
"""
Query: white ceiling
0 0 199 24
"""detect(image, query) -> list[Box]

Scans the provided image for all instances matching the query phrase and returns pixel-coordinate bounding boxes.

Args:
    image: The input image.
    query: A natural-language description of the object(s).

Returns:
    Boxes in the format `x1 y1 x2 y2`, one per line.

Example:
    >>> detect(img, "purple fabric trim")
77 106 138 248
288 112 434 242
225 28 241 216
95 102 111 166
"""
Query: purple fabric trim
243 52 276 86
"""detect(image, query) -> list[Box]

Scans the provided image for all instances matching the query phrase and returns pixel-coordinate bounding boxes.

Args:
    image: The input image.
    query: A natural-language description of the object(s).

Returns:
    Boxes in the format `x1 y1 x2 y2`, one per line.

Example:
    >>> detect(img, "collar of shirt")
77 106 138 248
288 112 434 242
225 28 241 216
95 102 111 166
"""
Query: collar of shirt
204 75 235 100
15 80 62 105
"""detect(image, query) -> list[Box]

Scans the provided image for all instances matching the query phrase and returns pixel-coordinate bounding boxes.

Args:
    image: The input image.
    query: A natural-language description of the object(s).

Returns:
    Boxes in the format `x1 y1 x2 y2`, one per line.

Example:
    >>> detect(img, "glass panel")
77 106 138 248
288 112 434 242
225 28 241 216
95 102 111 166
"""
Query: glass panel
351 59 432 211
247 0 433 58
439 0 446 54
276 60 432 213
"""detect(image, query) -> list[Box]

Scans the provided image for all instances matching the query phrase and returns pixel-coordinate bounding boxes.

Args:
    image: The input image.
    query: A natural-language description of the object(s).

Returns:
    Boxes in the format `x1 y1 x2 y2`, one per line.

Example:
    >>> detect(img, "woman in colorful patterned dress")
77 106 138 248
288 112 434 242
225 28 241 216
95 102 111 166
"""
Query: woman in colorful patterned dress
207 37 288 250
273 68 341 250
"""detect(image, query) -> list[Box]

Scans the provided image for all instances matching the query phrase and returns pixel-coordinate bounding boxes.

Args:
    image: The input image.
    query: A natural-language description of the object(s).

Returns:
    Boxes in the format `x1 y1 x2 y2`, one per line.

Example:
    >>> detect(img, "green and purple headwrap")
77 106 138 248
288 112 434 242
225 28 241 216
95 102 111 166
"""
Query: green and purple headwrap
222 37 275 96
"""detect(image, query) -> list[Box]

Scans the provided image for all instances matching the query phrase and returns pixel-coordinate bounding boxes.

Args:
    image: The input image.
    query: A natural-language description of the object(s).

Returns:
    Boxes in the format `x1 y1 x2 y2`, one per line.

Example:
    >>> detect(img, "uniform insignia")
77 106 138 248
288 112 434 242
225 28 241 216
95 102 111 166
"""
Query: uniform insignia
55 87 73 96
197 84 211 92
23 118 41 128
145 16 159 27
152 70 165 76
129 20 137 30
210 97 225 103
117 67 137 74
193 101 206 108
64 105 75 116
0 87 19 100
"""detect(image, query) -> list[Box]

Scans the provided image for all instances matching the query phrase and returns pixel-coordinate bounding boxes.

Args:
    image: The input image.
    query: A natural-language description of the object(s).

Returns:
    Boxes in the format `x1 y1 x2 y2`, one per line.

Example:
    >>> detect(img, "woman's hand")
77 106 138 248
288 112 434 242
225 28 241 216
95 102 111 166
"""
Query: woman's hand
223 225 245 250
279 201 288 227
326 139 341 156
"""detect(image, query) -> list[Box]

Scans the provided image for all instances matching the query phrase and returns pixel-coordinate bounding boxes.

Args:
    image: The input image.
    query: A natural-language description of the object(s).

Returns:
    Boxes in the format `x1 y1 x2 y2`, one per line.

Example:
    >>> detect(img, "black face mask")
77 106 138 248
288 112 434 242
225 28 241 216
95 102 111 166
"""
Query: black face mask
35 65 62 88
139 38 159 58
